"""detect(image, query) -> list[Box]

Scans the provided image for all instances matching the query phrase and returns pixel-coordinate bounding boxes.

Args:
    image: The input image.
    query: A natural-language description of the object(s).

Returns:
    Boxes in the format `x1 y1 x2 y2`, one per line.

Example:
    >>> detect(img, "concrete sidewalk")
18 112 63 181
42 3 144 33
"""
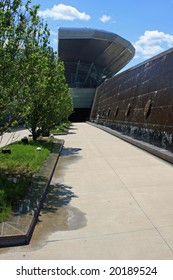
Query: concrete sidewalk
1 122 173 259
0 129 30 148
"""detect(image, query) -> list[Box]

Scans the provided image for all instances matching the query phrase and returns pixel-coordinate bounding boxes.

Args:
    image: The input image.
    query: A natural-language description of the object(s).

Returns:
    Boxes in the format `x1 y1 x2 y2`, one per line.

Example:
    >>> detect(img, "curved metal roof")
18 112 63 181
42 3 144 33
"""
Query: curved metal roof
58 27 135 88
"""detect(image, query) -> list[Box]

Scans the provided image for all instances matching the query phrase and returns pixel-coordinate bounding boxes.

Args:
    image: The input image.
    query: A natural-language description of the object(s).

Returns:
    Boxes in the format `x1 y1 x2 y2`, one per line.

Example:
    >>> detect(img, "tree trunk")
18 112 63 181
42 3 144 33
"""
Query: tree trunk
31 126 37 141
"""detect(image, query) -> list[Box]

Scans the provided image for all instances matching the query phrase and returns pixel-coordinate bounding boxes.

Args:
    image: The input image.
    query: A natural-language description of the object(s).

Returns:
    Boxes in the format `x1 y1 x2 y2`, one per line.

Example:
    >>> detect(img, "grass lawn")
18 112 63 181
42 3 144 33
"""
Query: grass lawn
0 139 55 222
50 121 71 134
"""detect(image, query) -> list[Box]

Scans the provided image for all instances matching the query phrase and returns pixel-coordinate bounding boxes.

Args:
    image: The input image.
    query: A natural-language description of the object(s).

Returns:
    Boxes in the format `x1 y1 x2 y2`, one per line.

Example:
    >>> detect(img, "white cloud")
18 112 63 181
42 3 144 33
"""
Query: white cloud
38 4 91 21
134 30 173 59
50 30 58 36
100 15 111 23
53 38 58 44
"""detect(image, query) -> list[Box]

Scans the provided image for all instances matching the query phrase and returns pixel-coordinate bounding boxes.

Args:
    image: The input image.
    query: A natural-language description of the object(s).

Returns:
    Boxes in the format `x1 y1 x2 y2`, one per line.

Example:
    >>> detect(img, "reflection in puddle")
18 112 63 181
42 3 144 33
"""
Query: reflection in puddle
31 204 87 249
38 183 87 232
25 182 86 248
0 183 87 255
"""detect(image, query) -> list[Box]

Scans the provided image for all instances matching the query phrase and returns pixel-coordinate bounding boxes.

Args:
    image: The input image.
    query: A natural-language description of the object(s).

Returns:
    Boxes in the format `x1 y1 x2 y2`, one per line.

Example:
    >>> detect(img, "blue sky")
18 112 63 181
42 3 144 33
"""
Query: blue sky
31 0 173 70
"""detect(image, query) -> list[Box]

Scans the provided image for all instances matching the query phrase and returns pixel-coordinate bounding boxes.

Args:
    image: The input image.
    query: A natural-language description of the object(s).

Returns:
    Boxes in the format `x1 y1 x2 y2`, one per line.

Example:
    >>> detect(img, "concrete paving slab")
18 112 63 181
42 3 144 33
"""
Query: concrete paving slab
44 229 173 260
1 229 172 260
0 129 30 148
158 226 173 252
1 122 173 259
114 164 173 187
130 185 173 228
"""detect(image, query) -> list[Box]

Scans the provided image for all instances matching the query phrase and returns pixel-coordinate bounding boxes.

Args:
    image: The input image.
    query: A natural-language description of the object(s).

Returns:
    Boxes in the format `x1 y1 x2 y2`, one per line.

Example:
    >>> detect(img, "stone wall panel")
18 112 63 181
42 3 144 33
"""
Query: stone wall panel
90 48 173 151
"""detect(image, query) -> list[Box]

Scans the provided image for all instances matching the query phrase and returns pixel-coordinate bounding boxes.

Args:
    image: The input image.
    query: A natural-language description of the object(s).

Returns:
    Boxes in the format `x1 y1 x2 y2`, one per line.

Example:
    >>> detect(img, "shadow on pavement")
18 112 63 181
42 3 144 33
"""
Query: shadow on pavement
42 183 78 213
60 147 82 157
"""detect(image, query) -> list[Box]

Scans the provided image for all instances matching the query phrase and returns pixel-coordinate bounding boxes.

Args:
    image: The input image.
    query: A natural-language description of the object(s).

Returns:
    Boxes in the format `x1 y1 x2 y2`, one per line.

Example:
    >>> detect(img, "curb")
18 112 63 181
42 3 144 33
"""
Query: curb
88 122 173 165
0 140 64 247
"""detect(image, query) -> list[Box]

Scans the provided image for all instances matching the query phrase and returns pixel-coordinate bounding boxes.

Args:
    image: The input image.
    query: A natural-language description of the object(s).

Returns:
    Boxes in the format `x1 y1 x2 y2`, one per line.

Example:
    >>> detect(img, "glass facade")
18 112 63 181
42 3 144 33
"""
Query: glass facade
58 28 135 89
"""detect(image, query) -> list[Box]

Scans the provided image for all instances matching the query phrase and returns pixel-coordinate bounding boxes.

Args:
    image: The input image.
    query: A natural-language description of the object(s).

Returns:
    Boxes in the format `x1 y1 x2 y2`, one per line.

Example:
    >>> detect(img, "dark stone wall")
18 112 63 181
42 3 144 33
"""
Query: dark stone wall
90 48 173 152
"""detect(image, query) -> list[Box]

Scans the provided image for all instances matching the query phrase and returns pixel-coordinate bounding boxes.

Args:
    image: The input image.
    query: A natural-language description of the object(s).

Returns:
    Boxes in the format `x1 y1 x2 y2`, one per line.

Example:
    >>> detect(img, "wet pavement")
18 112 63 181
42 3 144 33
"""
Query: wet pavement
0 134 63 248
1 123 173 259
0 127 87 255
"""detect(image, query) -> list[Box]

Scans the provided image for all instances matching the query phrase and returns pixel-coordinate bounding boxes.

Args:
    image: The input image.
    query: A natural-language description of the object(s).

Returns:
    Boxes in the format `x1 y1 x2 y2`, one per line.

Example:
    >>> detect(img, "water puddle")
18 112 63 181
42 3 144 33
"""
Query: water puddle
30 202 87 250
0 145 86 255
0 183 86 254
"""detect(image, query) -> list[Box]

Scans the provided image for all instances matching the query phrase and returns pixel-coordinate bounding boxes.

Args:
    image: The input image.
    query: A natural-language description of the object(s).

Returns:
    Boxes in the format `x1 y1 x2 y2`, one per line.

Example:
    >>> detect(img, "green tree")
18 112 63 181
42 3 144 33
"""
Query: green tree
0 0 25 135
19 4 73 140
38 51 73 136
0 0 73 141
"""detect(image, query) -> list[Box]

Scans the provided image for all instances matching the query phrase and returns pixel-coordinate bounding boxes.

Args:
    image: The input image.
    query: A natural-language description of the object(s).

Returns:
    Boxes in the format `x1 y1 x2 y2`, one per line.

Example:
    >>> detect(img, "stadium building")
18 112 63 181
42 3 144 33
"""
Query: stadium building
58 27 135 121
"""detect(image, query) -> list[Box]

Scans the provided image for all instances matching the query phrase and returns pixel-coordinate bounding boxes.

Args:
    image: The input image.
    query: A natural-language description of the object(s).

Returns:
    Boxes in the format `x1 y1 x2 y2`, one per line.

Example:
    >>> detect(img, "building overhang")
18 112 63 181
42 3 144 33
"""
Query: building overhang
58 27 135 88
